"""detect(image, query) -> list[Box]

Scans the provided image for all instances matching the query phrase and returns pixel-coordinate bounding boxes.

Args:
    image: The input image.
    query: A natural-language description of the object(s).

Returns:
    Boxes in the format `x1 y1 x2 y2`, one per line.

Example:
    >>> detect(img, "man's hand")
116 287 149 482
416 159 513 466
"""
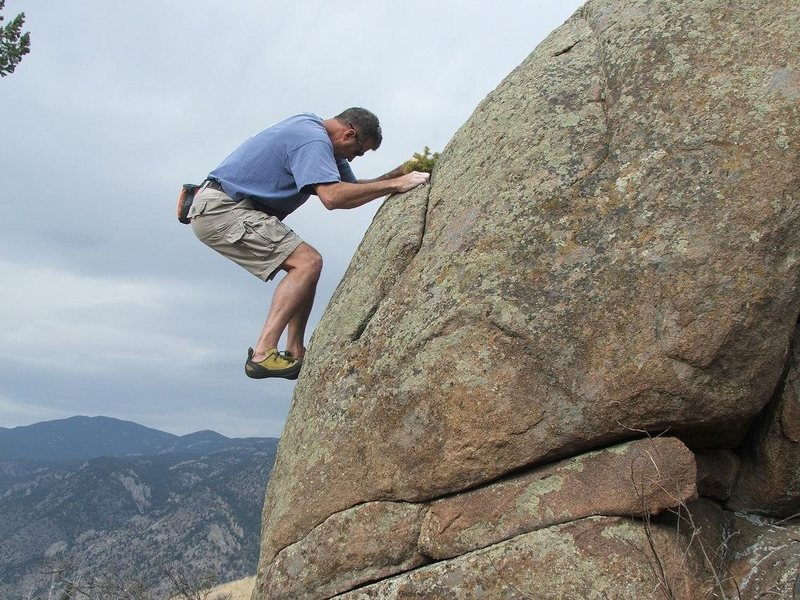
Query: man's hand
360 162 428 184
396 170 430 193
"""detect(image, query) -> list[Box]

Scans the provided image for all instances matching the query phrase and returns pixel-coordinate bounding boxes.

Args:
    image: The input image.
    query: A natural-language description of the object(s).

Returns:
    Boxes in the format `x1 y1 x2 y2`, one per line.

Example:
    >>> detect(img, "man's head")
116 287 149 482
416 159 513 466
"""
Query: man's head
329 107 382 161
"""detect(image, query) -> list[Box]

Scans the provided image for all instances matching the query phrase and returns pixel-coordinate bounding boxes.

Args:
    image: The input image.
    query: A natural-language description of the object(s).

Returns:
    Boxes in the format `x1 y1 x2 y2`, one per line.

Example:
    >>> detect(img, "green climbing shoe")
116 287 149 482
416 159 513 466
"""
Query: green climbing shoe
245 347 302 380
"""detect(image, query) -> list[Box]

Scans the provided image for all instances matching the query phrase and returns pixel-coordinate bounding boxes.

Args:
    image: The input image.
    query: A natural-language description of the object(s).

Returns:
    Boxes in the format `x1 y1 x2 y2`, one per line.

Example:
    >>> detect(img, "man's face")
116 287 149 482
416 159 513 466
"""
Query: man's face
335 122 372 162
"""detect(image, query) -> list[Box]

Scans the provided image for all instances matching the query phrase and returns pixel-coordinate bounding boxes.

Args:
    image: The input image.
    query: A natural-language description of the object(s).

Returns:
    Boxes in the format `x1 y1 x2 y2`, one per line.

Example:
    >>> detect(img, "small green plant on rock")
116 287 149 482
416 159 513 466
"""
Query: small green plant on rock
403 146 440 174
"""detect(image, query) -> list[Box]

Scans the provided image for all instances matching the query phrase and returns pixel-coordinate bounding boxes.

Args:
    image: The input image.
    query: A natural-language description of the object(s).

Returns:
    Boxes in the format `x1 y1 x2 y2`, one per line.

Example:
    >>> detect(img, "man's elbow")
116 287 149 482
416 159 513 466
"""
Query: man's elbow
318 193 340 211
315 184 345 210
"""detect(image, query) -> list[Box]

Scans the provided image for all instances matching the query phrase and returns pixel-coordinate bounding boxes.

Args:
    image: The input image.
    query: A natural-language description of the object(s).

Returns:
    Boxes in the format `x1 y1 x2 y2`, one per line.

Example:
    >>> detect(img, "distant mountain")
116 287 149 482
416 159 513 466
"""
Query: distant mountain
0 417 278 599
0 415 260 461
0 416 176 461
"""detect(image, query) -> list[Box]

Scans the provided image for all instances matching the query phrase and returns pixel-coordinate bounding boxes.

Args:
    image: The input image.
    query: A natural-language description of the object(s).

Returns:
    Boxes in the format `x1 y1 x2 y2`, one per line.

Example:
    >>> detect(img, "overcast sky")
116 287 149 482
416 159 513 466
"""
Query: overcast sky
1 1 585 438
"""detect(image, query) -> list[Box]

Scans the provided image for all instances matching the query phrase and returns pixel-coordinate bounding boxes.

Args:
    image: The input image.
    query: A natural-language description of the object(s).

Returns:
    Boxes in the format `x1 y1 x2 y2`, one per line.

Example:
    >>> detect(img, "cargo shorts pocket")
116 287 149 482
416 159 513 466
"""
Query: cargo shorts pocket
224 221 247 244
225 217 289 247
187 200 207 219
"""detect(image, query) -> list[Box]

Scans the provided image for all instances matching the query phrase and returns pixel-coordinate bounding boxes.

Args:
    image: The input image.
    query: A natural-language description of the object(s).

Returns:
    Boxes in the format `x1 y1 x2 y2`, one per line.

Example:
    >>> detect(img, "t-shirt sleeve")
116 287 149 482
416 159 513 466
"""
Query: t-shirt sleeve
287 140 342 192
337 159 357 183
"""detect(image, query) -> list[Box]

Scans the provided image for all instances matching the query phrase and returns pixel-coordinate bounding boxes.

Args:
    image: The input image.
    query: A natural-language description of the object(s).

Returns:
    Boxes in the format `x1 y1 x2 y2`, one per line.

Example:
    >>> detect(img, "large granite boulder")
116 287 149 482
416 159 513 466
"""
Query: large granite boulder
252 0 800 597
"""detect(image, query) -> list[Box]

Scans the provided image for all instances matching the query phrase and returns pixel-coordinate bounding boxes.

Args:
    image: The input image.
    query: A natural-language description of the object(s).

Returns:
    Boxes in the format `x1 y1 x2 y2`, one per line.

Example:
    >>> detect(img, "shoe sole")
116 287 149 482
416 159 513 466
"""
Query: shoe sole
245 361 302 380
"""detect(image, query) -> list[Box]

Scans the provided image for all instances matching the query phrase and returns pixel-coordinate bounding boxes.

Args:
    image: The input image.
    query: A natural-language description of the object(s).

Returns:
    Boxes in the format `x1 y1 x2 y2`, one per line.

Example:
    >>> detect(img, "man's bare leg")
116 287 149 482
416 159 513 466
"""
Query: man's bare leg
251 243 322 362
285 277 316 360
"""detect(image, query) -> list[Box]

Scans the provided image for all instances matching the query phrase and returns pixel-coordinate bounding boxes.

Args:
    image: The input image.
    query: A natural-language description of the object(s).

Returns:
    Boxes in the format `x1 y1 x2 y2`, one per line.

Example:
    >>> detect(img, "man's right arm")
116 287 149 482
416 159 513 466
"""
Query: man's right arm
356 163 407 184
314 171 430 211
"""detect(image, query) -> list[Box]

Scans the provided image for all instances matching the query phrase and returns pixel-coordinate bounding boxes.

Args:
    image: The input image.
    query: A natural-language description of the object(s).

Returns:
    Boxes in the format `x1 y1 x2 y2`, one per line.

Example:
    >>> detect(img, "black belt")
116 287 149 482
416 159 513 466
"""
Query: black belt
204 179 225 192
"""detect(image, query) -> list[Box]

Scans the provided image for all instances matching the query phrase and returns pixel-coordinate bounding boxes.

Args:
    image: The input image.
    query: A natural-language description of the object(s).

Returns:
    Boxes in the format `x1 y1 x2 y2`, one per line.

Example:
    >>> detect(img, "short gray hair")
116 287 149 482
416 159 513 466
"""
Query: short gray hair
335 107 382 150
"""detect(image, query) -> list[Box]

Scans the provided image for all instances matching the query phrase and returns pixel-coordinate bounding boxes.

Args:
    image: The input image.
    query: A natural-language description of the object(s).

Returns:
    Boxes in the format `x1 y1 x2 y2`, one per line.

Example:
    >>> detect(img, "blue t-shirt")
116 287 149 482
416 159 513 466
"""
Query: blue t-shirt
208 113 356 220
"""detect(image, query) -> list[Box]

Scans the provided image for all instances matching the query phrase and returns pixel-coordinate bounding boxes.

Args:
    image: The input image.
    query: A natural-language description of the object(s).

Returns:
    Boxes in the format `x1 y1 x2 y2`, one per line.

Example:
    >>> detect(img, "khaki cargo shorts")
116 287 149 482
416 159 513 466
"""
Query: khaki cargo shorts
189 188 303 281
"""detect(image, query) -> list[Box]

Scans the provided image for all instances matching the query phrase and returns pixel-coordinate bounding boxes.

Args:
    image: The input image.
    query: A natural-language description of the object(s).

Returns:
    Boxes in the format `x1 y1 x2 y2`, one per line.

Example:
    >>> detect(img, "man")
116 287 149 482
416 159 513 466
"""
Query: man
189 108 430 380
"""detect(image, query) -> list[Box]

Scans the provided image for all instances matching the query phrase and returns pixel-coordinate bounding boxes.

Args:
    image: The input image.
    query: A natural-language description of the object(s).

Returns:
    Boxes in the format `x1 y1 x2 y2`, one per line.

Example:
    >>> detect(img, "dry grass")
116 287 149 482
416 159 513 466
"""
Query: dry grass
204 576 255 600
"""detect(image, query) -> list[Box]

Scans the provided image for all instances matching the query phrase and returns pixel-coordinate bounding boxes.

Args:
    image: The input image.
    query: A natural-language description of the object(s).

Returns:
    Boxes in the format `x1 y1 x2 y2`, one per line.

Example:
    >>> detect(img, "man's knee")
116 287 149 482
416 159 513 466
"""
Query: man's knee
285 243 323 277
304 248 323 277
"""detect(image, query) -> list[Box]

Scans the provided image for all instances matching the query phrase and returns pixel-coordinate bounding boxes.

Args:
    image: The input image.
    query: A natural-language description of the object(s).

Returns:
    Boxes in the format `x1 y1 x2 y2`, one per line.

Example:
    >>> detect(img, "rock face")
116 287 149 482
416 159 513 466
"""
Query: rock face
417 437 696 560
253 0 800 597
261 502 426 599
729 323 800 516
336 516 713 600
257 438 698 599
